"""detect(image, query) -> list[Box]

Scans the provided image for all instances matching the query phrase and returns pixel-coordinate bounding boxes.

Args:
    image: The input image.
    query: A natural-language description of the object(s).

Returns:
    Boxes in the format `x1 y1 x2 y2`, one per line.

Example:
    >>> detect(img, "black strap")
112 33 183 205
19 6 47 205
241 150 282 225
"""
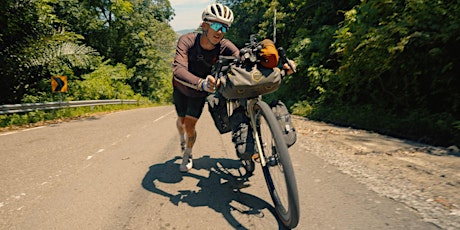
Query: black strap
194 33 219 68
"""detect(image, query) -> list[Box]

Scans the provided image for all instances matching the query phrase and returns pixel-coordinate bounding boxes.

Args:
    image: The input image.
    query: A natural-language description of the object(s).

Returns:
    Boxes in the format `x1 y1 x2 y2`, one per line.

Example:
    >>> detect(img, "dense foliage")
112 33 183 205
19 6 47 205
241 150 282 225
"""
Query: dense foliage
224 0 459 146
1 0 459 146
1 0 176 104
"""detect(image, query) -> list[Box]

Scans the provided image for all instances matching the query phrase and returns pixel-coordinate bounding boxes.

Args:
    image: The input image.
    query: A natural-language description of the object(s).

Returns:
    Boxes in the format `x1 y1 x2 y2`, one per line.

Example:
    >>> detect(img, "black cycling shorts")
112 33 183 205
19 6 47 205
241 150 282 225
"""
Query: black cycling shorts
173 87 206 119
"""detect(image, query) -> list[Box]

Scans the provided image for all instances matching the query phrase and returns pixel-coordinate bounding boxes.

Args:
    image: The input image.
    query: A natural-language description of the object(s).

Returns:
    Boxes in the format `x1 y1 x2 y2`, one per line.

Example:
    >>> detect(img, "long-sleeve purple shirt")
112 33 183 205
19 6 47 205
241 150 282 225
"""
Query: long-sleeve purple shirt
172 32 239 97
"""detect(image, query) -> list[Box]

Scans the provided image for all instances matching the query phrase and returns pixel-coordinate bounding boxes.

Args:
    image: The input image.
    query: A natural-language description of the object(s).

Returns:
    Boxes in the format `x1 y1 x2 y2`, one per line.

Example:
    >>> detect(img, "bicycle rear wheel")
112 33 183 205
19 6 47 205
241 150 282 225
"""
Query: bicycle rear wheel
252 101 299 229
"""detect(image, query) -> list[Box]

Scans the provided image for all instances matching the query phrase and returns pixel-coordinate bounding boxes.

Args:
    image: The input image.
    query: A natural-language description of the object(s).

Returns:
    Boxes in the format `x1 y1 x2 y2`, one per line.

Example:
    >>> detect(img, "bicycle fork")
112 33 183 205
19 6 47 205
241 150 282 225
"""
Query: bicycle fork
246 99 268 167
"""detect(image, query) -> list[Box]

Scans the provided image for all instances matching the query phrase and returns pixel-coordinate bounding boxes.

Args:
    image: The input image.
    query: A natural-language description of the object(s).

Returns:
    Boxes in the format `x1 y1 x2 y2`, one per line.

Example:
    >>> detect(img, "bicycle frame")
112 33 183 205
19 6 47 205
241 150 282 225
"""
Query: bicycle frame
212 40 300 228
211 42 295 168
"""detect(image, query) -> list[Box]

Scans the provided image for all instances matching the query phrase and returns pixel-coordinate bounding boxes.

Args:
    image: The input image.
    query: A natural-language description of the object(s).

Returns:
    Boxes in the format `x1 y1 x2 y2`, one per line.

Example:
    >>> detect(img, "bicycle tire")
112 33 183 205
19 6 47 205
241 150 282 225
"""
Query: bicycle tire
252 101 300 229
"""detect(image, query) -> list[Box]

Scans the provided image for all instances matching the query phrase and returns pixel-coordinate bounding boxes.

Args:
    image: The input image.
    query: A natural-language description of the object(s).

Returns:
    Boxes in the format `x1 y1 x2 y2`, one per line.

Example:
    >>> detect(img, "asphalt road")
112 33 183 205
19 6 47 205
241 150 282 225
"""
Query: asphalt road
0 106 440 229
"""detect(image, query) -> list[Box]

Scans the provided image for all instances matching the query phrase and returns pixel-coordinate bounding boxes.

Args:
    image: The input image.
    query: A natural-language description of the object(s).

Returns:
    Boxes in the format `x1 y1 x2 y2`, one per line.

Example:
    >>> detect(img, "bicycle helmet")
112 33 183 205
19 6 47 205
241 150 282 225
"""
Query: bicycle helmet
202 3 234 27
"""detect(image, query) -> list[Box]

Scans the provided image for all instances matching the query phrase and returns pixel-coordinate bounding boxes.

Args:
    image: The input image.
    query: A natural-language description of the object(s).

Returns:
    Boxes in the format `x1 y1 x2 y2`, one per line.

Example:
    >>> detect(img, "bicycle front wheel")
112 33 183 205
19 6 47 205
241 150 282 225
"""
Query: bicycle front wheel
252 101 299 229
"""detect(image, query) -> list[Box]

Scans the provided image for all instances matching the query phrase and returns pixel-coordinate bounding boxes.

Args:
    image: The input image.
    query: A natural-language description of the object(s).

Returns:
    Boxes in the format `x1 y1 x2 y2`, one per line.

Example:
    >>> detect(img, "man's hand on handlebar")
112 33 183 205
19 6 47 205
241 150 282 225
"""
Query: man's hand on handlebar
283 60 296 75
200 75 220 92
277 47 296 75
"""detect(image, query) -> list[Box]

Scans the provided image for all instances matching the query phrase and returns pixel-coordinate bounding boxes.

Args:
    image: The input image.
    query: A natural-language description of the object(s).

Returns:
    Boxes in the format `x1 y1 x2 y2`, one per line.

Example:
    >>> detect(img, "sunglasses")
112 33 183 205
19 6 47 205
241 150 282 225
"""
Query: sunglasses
206 22 229 33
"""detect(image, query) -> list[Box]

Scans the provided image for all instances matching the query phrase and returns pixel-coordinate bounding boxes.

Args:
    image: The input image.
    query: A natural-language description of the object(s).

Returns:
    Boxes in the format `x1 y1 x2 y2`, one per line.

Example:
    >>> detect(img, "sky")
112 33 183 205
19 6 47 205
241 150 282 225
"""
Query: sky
169 0 216 31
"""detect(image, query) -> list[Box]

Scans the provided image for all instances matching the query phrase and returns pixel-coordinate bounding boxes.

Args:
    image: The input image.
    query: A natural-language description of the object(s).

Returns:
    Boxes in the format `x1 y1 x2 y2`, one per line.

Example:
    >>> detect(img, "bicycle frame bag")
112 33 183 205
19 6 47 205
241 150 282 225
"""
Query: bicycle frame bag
219 64 281 99
207 92 231 134
229 107 255 160
270 100 297 147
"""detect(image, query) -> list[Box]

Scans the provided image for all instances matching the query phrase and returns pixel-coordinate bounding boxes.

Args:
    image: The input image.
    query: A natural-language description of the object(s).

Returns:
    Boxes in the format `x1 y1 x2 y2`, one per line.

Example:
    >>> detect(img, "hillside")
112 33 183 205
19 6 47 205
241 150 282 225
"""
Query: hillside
176 29 196 35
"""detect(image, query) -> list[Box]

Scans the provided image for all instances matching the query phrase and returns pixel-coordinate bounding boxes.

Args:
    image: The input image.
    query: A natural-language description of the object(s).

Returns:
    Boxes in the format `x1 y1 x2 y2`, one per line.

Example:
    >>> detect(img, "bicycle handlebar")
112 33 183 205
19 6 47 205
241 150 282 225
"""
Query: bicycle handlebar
212 56 237 79
278 47 296 73
212 35 296 79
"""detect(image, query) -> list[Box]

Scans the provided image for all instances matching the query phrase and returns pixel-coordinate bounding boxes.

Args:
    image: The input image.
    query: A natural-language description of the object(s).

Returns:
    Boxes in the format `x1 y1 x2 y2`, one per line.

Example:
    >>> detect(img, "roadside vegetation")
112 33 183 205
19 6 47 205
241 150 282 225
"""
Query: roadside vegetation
225 0 459 146
1 0 458 146
0 103 151 132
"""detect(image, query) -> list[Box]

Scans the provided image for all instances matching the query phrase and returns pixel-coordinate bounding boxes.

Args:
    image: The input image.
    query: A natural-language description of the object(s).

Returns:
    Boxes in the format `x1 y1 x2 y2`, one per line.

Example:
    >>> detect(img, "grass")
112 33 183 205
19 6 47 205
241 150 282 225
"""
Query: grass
0 103 155 132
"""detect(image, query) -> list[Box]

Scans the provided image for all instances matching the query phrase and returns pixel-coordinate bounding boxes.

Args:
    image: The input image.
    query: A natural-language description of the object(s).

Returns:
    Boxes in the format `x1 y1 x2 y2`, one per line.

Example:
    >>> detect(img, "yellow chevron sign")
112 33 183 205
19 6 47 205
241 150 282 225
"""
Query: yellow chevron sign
51 76 68 92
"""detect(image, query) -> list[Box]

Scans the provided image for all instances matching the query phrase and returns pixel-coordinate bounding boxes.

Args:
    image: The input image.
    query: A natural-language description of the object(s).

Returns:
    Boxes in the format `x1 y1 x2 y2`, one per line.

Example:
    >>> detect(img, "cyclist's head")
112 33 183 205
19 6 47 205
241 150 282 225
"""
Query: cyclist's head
202 3 234 27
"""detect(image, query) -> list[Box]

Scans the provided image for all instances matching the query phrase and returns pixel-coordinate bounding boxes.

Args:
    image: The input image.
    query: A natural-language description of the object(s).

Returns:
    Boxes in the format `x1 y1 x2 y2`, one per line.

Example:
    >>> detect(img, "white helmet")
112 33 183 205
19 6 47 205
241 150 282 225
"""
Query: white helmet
202 3 234 27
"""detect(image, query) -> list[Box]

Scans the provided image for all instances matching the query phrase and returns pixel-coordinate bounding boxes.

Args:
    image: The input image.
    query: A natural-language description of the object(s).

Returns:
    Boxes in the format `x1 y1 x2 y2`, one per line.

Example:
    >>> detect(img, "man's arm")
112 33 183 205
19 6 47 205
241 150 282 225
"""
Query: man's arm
172 33 204 90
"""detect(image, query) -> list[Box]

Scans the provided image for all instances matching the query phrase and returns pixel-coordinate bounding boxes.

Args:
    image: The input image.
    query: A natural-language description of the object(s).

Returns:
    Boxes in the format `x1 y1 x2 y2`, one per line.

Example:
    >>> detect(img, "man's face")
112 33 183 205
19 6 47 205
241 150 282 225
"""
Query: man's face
204 21 228 44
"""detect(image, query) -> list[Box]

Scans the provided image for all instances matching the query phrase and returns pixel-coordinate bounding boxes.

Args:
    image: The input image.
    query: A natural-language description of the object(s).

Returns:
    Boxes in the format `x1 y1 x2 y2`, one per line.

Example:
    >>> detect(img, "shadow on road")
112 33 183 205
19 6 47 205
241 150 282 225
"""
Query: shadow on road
141 155 286 229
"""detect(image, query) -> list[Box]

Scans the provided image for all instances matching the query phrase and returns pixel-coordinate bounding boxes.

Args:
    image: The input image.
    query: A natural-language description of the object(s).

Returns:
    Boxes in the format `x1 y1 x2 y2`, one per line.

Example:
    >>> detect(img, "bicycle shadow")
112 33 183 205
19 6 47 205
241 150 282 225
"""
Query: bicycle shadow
141 155 287 229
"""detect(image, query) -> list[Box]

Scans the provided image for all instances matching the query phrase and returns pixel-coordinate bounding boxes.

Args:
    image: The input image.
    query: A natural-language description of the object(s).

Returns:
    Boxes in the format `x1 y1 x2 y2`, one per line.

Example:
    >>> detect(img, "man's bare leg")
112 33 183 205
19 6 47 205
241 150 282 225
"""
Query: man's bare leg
179 116 198 172
177 117 186 150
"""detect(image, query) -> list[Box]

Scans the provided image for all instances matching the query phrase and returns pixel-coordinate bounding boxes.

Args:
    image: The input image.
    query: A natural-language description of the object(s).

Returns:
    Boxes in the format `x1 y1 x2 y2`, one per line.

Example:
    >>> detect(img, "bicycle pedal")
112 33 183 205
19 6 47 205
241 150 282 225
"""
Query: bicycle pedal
252 153 260 163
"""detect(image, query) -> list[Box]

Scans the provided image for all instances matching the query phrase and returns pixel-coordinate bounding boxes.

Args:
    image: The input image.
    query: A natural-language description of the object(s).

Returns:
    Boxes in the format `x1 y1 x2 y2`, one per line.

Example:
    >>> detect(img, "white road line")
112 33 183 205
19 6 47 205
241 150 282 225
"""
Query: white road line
154 110 175 122
0 131 17 136
86 149 105 160
0 126 44 136
22 126 45 132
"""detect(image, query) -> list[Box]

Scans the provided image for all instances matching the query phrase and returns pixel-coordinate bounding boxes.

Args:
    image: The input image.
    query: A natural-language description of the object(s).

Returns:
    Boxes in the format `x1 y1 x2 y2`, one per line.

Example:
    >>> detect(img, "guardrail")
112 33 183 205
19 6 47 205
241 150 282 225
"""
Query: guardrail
0 99 138 115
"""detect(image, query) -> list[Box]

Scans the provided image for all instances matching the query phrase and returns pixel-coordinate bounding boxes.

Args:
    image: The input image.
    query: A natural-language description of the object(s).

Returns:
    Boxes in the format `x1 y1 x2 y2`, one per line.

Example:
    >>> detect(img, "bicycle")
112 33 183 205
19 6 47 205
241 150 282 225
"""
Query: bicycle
211 36 300 229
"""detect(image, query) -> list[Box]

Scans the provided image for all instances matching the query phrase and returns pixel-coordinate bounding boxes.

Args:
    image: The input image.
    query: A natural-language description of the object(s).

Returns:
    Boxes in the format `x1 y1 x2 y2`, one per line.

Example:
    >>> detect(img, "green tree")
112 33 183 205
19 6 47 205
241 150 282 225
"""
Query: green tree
53 0 176 102
1 0 176 104
119 0 176 102
226 0 358 107
333 0 460 117
0 0 54 104
72 62 136 100
1 0 97 104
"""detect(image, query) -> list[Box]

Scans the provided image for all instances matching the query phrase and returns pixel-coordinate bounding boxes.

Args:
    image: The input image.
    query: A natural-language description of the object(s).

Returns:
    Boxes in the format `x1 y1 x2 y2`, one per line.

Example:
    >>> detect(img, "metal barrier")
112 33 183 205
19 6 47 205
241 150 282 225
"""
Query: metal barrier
0 99 138 115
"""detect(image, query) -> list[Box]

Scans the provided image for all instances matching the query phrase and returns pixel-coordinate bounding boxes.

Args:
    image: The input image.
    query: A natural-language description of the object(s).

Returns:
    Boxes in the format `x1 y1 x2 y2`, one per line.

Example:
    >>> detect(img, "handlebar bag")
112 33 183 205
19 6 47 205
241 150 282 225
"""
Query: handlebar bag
259 39 279 69
219 64 281 99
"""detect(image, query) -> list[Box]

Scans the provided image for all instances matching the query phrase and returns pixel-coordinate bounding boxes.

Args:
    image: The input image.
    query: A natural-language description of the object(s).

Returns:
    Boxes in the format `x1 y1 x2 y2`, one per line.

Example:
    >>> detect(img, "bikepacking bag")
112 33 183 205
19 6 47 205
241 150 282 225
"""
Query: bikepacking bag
259 39 279 69
229 107 255 160
207 93 231 134
270 100 297 147
219 64 282 99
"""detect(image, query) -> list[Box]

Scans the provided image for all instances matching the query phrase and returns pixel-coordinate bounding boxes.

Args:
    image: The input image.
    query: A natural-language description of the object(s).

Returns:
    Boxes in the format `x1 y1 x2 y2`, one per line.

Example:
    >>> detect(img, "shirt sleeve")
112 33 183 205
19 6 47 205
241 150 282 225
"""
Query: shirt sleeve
172 33 202 89
220 39 240 57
